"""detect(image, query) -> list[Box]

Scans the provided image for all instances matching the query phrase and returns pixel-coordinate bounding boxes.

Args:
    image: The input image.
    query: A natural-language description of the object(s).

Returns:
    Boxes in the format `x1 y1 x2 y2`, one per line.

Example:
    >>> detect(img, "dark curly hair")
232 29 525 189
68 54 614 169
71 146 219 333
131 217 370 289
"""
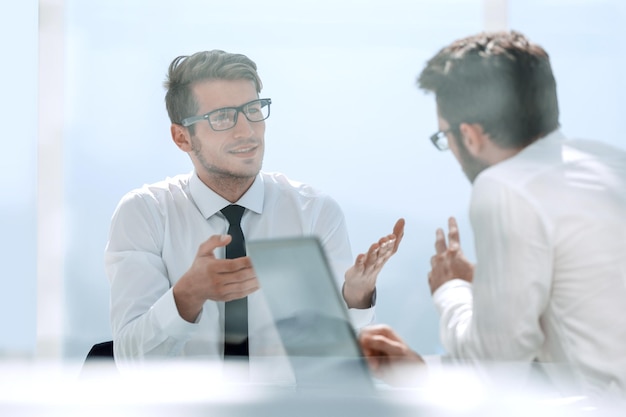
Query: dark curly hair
418 31 560 148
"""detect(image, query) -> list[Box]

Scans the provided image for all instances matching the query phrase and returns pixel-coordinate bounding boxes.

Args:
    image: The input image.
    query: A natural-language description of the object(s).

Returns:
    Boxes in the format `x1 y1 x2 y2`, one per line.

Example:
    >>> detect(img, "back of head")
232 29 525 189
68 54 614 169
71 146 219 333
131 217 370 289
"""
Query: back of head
417 31 560 149
164 50 263 127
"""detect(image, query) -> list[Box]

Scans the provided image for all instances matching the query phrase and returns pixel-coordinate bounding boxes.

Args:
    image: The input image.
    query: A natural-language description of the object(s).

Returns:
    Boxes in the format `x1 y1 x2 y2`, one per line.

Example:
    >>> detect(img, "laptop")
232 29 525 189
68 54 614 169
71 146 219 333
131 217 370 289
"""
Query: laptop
246 236 375 392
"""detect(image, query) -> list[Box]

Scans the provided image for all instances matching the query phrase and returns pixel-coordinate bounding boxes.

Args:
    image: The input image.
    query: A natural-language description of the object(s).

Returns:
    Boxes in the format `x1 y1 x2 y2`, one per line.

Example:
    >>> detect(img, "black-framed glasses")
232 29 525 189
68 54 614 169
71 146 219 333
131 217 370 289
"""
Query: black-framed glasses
430 128 452 151
180 98 272 131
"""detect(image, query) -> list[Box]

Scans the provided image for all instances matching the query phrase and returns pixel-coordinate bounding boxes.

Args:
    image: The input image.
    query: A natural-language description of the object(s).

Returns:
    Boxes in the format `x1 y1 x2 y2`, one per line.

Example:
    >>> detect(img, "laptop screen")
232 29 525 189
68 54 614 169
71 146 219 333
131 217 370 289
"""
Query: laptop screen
246 236 374 391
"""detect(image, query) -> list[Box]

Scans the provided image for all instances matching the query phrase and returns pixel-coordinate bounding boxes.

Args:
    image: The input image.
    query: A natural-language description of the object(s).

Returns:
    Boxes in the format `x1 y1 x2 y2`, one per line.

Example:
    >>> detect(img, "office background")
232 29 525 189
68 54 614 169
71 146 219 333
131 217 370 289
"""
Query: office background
1 0 625 360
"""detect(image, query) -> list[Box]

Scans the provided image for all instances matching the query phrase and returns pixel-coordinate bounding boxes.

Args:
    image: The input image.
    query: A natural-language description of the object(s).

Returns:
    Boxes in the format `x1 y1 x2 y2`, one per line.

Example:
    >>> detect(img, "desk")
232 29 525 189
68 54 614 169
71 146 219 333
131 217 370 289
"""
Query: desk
0 359 620 417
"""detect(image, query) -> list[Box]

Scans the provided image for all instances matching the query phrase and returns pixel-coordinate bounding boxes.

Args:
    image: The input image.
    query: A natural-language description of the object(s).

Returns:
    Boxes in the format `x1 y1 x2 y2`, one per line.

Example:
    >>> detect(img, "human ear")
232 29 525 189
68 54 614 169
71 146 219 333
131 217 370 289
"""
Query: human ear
458 123 487 157
171 124 192 152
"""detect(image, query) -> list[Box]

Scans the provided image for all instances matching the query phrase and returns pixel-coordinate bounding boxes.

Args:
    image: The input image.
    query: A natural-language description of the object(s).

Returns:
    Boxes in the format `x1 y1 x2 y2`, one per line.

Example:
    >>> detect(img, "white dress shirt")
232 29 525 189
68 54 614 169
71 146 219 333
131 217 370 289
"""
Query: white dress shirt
105 171 374 383
433 130 626 397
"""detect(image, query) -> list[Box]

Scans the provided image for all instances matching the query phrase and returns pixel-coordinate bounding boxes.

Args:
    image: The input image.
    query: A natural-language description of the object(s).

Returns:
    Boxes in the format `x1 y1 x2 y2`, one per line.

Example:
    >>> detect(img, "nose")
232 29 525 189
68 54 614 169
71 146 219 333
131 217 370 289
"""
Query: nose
232 110 255 138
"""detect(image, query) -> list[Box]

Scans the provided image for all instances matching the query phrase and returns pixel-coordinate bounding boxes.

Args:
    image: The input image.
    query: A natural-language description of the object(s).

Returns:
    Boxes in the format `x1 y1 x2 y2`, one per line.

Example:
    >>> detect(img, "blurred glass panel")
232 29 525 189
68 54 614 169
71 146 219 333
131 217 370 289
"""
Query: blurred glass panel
510 0 626 150
0 1 38 357
62 0 483 359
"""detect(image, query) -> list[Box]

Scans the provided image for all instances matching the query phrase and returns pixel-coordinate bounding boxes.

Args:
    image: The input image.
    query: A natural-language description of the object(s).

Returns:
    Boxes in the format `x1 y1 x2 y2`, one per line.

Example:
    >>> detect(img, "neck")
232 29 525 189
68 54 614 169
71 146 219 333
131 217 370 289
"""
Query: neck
200 174 255 203
485 146 523 166
488 131 550 164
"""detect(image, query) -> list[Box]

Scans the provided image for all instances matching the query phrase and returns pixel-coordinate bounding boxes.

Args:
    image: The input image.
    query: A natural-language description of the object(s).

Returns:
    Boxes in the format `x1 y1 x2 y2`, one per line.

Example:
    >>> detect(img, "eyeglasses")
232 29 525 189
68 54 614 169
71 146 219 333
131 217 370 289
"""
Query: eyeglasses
181 98 272 131
429 128 452 151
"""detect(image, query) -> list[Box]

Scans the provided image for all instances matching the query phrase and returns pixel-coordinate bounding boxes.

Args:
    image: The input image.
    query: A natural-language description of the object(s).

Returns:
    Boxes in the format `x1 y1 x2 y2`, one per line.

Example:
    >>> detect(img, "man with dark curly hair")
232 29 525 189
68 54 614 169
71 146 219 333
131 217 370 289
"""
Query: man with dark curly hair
360 31 626 399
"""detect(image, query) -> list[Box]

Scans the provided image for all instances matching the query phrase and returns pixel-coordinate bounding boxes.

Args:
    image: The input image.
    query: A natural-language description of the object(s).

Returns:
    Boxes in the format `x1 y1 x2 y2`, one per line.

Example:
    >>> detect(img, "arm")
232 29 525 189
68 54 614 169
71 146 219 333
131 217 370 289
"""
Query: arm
106 192 258 364
431 180 552 360
312 195 404 326
105 191 181 362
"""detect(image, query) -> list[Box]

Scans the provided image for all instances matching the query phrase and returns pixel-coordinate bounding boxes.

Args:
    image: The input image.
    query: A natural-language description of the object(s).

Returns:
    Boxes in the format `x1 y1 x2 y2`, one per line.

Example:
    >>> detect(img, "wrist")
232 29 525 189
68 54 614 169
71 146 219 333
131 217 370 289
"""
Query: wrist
342 283 376 309
173 280 203 322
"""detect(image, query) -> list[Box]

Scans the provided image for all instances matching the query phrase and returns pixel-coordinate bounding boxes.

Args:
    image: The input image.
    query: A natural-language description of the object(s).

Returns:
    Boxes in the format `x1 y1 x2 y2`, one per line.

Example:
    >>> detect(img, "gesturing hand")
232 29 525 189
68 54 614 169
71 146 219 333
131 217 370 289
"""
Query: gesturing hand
344 218 405 309
173 234 259 322
428 217 474 294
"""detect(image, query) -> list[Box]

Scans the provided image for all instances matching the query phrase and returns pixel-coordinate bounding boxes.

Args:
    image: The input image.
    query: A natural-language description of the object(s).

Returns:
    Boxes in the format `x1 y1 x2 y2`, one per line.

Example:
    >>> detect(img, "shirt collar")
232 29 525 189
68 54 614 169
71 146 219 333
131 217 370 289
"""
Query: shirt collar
516 129 566 158
189 171 265 219
538 129 566 144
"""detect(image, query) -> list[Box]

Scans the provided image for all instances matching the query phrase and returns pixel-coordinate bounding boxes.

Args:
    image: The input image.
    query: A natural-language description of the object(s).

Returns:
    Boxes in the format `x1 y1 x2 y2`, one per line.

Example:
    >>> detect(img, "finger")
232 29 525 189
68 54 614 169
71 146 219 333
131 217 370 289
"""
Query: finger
354 253 366 270
359 329 391 362
448 217 461 250
376 236 396 261
208 276 260 302
362 242 381 269
197 234 231 258
216 256 255 274
221 276 260 300
358 336 376 358
358 337 385 371
360 324 403 342
376 219 404 257
348 253 366 277
391 218 405 253
434 227 447 254
209 259 257 287
363 334 407 357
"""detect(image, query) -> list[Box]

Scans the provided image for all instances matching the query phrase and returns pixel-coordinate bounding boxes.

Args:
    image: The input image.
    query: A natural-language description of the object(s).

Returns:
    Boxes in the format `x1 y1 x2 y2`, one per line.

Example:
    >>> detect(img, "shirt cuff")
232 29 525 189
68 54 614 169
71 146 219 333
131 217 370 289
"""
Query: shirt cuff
347 305 375 329
151 287 202 339
432 279 473 315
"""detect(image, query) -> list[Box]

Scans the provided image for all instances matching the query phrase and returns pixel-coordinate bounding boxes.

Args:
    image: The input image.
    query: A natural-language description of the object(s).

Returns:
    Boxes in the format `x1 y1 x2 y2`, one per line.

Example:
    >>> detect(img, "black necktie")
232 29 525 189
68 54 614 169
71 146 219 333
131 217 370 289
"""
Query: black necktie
220 205 249 364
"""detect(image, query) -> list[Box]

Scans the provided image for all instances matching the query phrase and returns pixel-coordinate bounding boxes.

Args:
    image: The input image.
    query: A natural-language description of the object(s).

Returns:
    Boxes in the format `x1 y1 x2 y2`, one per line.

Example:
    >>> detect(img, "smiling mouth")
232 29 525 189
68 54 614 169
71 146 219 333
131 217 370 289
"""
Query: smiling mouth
230 145 258 155
229 143 259 156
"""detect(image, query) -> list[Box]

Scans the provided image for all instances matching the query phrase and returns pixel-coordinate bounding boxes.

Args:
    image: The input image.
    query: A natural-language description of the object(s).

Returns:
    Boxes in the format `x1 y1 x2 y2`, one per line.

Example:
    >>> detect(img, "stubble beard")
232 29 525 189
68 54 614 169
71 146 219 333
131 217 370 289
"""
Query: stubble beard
456 137 489 184
191 134 261 186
